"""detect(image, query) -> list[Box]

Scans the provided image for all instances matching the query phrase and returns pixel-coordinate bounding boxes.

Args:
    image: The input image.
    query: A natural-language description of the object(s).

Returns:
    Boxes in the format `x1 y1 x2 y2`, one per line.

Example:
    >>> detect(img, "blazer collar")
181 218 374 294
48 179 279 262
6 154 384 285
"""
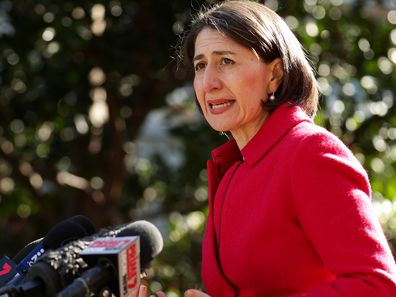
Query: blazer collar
209 103 312 172
211 138 242 177
241 103 312 166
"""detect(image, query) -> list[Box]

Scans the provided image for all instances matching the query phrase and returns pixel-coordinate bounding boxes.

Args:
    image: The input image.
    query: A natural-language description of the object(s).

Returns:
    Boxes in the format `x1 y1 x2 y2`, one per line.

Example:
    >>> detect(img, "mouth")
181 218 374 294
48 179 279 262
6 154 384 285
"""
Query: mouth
208 99 236 110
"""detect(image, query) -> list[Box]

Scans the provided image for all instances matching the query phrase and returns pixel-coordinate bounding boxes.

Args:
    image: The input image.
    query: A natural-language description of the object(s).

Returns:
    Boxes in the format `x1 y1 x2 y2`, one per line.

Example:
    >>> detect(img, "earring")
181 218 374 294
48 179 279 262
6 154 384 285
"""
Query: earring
269 92 276 101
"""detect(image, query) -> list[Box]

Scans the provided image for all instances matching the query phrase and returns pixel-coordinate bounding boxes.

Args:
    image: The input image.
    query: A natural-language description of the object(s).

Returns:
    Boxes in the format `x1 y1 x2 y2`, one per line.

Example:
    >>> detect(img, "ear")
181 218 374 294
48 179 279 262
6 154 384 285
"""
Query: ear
268 58 284 93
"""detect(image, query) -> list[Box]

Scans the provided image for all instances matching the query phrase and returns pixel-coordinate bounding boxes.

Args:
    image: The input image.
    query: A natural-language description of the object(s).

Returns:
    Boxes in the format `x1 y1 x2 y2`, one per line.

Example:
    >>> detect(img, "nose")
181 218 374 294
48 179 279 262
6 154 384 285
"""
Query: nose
202 64 222 92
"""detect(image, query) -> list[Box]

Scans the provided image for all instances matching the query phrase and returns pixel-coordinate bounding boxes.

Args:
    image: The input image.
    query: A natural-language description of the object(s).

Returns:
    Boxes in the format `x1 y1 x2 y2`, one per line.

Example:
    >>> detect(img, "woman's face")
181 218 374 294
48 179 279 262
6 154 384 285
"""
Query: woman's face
193 27 281 145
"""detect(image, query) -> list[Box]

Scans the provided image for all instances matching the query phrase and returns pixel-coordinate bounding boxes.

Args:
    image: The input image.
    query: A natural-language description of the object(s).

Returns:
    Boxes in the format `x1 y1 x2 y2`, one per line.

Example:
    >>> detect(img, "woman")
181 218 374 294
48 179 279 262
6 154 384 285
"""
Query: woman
140 1 396 296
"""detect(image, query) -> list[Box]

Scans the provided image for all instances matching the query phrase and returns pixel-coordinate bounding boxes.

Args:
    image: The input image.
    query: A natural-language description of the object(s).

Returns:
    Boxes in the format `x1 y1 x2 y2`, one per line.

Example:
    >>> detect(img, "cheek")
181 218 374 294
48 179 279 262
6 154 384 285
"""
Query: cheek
244 72 267 92
193 77 199 95
193 79 205 109
235 64 269 91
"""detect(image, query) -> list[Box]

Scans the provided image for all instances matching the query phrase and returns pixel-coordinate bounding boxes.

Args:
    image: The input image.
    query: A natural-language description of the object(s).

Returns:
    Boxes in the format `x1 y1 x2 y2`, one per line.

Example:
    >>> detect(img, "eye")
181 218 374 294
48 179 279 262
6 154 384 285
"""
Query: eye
194 62 206 72
221 57 234 65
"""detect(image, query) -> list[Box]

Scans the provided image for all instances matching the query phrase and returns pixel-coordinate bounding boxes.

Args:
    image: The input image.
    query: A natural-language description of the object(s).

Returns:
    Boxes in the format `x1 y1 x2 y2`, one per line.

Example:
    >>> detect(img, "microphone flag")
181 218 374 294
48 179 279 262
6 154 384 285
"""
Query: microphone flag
79 236 140 297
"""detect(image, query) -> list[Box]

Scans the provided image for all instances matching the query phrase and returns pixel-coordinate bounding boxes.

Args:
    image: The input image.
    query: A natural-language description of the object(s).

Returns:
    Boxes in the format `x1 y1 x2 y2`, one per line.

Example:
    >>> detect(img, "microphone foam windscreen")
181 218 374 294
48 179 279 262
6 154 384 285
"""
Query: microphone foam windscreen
69 215 96 235
117 220 163 269
43 220 91 248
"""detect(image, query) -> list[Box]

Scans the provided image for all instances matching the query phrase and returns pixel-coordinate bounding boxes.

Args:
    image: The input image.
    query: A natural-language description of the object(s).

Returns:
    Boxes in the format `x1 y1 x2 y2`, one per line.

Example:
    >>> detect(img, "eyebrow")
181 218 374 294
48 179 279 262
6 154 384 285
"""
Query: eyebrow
193 50 236 62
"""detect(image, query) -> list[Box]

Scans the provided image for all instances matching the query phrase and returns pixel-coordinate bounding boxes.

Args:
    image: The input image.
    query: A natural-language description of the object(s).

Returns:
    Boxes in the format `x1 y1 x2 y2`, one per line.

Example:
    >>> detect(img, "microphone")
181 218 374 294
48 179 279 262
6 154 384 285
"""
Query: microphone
0 220 163 297
0 238 43 286
15 215 96 276
58 220 164 297
0 257 17 287
117 220 163 269
12 238 43 265
69 215 96 236
58 236 140 297
1 215 96 288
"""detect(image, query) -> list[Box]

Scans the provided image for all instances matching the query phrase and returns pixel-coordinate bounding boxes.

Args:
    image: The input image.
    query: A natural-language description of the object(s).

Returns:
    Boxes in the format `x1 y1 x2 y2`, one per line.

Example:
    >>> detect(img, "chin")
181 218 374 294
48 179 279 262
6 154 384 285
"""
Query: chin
210 124 231 133
206 120 232 132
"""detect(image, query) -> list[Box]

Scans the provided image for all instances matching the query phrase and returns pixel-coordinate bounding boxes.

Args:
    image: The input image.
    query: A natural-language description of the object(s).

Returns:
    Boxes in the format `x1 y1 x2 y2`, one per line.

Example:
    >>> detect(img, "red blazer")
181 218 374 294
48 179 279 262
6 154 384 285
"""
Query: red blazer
202 103 396 297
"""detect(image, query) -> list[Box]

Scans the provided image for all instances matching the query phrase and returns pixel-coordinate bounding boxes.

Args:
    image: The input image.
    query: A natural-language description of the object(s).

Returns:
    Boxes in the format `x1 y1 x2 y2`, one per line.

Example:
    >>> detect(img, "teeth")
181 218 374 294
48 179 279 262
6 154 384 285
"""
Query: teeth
211 101 234 109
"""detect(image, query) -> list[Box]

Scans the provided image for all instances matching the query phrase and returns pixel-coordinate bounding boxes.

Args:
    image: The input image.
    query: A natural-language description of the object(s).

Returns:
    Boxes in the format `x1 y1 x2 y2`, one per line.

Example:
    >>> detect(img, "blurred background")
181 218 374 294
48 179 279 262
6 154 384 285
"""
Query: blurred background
0 0 395 295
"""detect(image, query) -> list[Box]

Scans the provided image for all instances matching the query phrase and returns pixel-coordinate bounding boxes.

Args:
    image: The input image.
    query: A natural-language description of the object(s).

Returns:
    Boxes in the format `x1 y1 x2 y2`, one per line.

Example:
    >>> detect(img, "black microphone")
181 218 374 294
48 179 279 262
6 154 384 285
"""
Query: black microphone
58 220 164 297
14 215 96 278
0 220 163 297
41 215 96 248
69 215 96 236
0 215 96 290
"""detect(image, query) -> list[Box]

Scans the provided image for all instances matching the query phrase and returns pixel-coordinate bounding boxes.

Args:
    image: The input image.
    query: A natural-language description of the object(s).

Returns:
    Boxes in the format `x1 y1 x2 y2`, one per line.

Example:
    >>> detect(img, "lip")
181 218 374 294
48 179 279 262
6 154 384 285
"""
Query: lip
207 98 236 115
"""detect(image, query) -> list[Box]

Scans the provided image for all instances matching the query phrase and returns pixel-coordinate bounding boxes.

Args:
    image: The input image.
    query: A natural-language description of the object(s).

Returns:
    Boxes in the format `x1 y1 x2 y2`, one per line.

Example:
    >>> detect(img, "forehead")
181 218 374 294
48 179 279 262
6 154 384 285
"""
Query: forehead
194 27 245 55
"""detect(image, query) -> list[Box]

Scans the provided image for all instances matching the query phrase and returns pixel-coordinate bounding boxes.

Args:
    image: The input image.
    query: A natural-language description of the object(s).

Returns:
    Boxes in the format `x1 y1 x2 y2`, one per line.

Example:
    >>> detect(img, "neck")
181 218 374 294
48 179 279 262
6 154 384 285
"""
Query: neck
231 111 270 150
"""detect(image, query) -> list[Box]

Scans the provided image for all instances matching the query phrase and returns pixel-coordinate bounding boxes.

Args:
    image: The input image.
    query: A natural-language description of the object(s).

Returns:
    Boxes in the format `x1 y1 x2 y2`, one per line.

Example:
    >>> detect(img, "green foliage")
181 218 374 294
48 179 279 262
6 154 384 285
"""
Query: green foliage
0 0 395 295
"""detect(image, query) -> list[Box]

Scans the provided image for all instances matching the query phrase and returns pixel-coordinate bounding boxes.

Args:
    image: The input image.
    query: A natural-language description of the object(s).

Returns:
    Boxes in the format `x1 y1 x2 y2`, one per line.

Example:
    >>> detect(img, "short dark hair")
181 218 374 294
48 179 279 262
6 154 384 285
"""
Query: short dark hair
178 0 319 117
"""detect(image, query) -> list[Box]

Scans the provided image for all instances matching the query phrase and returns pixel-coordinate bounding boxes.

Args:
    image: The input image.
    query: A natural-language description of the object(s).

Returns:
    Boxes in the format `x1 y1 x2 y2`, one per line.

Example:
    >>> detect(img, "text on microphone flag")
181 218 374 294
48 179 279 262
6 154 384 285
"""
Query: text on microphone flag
126 241 139 289
82 236 138 253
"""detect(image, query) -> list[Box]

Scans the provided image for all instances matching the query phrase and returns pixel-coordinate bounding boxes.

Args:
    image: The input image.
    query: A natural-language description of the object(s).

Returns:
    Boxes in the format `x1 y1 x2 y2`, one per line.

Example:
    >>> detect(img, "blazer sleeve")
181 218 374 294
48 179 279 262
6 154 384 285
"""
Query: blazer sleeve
289 130 396 297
